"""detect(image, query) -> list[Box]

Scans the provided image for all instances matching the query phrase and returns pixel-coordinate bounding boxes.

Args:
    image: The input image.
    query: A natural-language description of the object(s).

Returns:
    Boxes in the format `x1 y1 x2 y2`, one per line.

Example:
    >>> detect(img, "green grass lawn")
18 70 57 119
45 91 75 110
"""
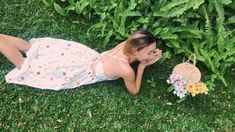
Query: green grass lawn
0 0 234 131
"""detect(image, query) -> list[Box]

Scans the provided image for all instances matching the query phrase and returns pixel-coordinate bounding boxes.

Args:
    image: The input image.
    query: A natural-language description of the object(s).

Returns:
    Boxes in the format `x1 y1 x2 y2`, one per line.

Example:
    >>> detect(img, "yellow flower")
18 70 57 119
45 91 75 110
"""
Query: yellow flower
186 82 208 97
186 82 197 97
197 83 208 95
186 82 195 92
191 93 196 97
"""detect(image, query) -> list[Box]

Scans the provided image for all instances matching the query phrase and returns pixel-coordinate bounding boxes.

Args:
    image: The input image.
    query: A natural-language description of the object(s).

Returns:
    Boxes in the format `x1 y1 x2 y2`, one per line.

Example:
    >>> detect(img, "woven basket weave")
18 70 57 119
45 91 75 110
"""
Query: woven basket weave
172 54 201 83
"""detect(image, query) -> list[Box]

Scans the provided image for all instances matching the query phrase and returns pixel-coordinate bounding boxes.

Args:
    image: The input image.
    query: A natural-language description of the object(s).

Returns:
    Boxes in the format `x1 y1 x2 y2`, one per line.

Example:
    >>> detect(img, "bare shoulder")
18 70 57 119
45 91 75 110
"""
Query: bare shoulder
117 61 135 79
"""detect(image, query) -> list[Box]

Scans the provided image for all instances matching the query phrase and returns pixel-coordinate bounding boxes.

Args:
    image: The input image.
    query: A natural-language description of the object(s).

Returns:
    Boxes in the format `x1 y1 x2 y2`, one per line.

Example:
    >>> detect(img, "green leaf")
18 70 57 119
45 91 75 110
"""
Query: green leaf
108 3 117 11
108 15 119 30
166 6 189 18
199 49 220 78
164 0 197 18
87 23 106 34
153 28 162 35
168 40 180 48
159 51 171 64
221 0 232 5
193 0 205 9
53 2 66 16
200 49 212 68
68 0 75 5
160 33 178 40
160 0 188 12
202 5 213 48
117 26 125 36
215 48 235 63
225 58 235 62
214 0 225 53
217 26 225 53
176 96 187 103
214 0 225 22
42 0 50 7
103 30 113 48
226 15 235 25
167 86 174 92
117 10 141 36
101 23 107 37
75 1 89 14
66 5 75 12
180 45 192 55
129 0 137 10
217 75 228 87
192 42 205 61
137 17 149 24
72 21 79 24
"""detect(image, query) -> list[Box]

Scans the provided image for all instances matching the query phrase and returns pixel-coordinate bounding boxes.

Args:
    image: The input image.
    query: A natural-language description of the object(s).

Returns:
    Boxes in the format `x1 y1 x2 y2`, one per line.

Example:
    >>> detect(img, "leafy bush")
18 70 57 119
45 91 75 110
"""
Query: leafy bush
42 0 235 88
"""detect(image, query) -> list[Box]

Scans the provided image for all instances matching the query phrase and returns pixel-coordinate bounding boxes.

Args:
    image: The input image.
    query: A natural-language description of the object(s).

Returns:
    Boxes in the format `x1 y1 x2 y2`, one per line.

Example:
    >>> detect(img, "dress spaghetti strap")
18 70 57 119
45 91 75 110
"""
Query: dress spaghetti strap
103 46 128 63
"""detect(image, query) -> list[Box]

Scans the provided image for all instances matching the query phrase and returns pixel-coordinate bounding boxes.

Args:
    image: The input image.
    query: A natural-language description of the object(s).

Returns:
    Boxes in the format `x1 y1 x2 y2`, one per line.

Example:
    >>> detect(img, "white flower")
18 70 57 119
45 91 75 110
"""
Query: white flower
170 74 175 81
166 79 171 84
179 94 186 98
176 92 183 98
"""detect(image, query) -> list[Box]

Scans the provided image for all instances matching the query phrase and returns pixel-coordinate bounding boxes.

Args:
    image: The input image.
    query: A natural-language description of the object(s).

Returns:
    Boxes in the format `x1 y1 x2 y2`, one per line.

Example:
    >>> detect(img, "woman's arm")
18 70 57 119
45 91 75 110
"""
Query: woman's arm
121 49 162 95
121 63 146 95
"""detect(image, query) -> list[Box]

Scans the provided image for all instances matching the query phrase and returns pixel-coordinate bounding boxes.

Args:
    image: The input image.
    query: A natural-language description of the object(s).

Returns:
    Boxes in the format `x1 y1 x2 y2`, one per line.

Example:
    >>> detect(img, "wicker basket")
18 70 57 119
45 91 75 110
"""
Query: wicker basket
172 54 201 83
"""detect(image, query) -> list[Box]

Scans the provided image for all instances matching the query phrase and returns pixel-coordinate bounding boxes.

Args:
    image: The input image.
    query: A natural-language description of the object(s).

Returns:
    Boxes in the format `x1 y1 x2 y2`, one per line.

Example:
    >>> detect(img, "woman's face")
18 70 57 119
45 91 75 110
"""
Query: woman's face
134 43 156 62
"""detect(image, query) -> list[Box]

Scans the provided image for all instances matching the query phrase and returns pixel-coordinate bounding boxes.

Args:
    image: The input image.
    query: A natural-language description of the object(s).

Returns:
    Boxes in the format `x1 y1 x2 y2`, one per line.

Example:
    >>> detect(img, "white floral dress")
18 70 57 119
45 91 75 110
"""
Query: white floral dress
5 37 107 90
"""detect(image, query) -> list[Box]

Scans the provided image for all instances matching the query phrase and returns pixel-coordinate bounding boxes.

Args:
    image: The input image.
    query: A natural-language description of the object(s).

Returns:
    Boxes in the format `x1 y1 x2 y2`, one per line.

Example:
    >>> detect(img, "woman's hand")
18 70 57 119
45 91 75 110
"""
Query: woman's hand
141 49 162 66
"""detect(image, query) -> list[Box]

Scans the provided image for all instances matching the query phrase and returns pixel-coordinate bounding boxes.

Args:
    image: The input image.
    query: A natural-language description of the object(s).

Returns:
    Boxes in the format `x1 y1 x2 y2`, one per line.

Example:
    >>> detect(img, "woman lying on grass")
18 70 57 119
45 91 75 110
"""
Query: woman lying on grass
0 29 162 95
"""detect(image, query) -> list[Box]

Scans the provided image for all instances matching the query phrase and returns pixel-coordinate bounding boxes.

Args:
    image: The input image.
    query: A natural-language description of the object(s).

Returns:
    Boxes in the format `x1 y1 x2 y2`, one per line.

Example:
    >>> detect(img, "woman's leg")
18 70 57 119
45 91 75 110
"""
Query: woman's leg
0 34 27 69
0 34 31 52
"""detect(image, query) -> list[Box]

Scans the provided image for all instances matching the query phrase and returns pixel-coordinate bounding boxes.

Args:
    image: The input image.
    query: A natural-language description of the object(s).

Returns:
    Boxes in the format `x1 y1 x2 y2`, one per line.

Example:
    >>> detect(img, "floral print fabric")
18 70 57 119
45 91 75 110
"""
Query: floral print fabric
5 37 100 90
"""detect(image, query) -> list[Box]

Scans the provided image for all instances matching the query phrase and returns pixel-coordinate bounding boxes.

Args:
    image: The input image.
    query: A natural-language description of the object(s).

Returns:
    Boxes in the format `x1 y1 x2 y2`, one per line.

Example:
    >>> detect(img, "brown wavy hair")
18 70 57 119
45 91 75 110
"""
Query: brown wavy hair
123 29 156 56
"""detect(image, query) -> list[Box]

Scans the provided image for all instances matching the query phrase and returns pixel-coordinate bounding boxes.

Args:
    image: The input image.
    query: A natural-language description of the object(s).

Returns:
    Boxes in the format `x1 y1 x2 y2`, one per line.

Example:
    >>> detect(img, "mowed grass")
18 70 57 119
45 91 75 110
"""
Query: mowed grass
0 0 234 131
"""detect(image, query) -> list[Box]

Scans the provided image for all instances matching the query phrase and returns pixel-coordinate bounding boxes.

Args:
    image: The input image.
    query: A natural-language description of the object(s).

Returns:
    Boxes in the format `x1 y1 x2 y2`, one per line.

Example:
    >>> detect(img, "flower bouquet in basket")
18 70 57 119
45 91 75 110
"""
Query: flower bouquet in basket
167 54 209 103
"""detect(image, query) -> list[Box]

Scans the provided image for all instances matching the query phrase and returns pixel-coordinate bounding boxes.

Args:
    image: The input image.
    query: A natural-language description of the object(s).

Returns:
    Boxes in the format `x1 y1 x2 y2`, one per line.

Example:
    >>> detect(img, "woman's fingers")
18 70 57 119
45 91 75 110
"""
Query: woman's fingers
154 51 162 57
148 49 162 63
154 49 162 55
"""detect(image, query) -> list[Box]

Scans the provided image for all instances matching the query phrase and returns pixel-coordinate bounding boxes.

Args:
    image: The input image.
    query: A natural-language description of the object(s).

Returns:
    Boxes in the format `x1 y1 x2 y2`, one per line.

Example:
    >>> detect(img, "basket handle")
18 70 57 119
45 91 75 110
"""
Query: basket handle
186 54 196 65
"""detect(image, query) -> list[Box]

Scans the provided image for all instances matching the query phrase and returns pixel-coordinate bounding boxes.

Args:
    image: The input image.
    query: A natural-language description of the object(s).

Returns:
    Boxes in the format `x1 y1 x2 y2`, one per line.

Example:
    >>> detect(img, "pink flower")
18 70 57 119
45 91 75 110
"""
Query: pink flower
180 80 186 85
